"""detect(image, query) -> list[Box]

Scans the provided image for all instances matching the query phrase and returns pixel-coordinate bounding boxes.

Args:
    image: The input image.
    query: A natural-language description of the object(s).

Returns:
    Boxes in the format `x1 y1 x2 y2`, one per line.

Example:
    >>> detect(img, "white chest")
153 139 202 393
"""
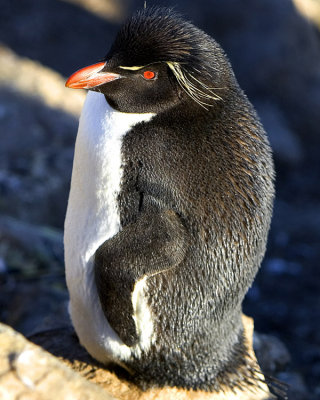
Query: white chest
64 92 154 363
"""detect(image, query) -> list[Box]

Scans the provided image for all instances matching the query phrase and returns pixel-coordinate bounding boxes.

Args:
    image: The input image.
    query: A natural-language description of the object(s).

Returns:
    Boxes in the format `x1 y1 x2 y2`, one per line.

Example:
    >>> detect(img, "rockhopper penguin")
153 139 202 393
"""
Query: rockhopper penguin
64 7 274 393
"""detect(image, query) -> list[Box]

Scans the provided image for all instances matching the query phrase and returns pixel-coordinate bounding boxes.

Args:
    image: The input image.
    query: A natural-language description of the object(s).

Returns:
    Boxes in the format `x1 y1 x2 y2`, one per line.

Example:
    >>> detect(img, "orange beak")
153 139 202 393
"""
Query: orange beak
65 62 121 89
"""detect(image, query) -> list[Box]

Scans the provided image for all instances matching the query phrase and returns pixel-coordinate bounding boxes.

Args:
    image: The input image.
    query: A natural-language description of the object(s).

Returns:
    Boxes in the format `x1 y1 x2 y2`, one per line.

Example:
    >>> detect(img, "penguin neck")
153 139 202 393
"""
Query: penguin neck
165 96 225 125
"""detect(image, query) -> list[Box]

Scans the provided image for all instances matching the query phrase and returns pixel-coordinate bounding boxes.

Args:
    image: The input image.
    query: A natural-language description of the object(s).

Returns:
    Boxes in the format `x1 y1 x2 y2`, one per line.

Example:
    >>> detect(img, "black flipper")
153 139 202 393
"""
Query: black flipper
94 209 187 346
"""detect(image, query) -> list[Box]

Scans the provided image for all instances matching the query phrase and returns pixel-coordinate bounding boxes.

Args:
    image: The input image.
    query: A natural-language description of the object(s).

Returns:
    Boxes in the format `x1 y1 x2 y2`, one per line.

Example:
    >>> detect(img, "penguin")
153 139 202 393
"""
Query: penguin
64 6 275 393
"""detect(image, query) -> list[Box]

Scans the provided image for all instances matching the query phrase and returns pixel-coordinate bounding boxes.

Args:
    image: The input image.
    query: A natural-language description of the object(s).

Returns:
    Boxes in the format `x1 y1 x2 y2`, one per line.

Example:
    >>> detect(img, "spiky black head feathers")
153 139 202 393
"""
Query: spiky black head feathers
108 8 209 66
106 7 235 107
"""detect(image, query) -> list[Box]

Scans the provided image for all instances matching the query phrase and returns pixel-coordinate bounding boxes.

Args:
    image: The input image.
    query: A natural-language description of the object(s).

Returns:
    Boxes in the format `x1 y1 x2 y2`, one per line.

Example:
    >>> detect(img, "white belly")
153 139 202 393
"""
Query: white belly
64 91 155 364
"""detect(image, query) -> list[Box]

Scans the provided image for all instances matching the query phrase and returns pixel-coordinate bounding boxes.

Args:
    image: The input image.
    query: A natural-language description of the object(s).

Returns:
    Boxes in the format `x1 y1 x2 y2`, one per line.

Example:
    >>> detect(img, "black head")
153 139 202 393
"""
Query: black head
66 7 234 113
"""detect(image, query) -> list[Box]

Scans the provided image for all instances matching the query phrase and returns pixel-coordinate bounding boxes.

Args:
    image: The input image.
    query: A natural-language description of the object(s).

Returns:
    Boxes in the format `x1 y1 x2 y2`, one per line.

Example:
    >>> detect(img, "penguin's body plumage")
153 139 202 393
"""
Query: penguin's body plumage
65 7 274 392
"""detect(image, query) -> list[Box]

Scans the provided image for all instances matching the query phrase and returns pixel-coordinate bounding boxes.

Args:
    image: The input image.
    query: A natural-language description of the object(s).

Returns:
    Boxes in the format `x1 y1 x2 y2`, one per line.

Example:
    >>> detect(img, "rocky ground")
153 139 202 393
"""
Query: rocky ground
0 1 319 399
0 316 276 400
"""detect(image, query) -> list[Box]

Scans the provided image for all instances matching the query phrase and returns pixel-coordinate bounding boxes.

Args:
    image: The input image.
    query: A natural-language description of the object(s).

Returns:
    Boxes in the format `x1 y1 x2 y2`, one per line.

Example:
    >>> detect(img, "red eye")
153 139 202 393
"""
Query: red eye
143 70 156 80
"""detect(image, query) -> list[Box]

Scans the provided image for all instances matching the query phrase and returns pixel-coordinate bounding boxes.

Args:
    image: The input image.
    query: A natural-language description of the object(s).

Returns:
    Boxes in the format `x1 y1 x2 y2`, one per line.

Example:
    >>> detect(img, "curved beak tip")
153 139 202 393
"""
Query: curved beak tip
65 75 77 88
65 62 120 90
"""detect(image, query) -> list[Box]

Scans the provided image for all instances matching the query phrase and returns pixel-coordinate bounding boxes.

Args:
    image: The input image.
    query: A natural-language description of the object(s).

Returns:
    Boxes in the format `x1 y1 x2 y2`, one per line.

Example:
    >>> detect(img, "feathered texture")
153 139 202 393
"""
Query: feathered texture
105 7 231 108
166 62 223 108
66 5 276 394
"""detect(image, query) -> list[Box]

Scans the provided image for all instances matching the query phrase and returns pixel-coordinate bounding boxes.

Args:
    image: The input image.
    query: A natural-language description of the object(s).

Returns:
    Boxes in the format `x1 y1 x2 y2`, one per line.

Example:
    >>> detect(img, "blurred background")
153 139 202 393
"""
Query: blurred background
0 0 319 399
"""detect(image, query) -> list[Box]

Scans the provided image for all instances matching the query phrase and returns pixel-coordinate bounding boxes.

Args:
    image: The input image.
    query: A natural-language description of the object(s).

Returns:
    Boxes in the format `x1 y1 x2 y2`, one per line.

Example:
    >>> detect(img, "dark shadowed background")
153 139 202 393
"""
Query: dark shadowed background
0 1 319 399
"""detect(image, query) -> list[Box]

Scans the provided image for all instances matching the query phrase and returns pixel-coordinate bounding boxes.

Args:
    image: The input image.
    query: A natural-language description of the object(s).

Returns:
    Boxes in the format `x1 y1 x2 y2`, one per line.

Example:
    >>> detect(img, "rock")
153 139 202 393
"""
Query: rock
253 332 314 399
0 216 66 335
0 86 76 227
293 0 320 26
0 257 7 274
254 333 291 375
29 315 274 400
0 45 86 228
0 216 63 265
0 45 85 117
0 0 121 76
0 318 274 400
276 372 310 400
2 285 68 337
0 322 116 400
65 0 126 22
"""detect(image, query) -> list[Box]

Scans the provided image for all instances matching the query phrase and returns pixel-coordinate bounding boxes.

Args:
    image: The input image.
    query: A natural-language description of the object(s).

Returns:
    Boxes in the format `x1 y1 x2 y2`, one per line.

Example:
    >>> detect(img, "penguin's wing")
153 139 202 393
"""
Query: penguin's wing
94 209 188 346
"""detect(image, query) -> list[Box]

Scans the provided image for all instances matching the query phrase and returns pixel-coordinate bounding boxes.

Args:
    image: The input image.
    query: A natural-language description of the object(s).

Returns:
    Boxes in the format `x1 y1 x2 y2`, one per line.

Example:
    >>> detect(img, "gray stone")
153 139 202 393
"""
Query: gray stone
0 322 117 400
254 332 291 375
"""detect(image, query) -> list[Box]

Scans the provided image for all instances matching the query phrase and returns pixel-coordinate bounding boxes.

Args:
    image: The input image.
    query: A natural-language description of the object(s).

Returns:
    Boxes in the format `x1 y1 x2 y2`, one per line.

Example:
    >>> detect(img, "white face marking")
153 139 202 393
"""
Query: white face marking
64 91 155 364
